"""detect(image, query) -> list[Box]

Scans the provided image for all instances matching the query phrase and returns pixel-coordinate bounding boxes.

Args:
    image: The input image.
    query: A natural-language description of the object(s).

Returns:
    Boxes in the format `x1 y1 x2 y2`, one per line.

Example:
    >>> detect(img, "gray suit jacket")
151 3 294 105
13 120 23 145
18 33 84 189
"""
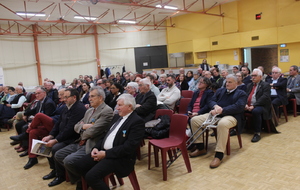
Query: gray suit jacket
74 102 113 154
287 74 300 105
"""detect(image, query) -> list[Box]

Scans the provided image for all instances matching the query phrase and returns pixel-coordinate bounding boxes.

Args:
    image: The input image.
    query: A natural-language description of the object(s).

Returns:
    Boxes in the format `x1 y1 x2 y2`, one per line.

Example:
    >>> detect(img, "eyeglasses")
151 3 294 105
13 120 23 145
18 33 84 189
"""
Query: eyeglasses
251 75 258 77
272 72 279 74
97 83 102 85
64 96 72 99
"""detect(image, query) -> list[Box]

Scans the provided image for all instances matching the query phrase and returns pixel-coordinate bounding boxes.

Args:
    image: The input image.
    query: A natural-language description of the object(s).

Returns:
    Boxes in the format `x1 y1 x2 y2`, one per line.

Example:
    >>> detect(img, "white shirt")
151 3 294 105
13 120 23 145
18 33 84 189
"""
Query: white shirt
103 112 132 150
271 78 278 96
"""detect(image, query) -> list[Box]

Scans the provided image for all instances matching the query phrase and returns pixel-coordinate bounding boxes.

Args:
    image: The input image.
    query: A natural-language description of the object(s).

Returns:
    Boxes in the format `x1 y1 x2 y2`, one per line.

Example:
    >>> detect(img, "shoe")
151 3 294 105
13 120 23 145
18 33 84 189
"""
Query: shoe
230 129 237 136
23 158 38 169
189 145 197 152
14 145 21 150
76 181 83 190
210 157 222 168
251 134 261 143
19 150 28 157
16 147 26 153
43 170 56 180
210 132 215 136
10 133 27 141
189 149 207 158
10 141 20 146
48 177 65 187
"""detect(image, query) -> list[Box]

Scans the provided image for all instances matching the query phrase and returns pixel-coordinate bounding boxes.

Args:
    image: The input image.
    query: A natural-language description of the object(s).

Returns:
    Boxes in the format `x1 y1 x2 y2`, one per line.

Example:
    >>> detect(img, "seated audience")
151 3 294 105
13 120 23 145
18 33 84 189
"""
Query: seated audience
241 66 252 86
45 81 59 104
157 75 181 110
189 74 247 168
70 94 145 190
58 79 67 90
235 71 247 92
287 65 300 104
41 88 86 186
79 82 91 107
245 69 271 143
185 70 193 82
48 86 113 187
135 78 157 122
178 73 189 91
105 83 124 110
265 67 288 115
188 74 200 92
146 74 160 96
125 82 139 97
158 74 168 91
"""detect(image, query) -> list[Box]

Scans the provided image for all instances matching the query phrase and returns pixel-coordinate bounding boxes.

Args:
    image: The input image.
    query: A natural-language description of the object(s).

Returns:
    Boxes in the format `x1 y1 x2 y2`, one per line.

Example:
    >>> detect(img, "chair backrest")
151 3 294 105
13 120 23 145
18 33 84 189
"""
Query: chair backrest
178 98 191 114
169 114 188 140
181 90 193 98
155 109 173 120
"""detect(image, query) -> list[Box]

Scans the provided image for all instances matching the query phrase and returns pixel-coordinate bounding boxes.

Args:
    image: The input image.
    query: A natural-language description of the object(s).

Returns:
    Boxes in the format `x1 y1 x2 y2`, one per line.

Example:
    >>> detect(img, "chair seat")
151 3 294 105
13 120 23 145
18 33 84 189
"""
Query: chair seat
150 137 183 148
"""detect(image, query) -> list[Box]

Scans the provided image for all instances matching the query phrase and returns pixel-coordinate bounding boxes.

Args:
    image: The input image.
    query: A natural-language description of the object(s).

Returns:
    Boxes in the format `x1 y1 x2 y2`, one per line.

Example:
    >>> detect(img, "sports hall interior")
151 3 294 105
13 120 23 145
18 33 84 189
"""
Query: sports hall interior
1 0 300 189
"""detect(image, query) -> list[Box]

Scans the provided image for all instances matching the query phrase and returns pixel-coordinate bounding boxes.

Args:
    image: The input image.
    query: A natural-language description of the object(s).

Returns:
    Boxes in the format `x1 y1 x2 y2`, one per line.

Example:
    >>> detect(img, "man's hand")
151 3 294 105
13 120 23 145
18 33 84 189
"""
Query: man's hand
83 124 93 130
213 105 223 115
91 148 106 161
46 139 57 147
42 135 52 142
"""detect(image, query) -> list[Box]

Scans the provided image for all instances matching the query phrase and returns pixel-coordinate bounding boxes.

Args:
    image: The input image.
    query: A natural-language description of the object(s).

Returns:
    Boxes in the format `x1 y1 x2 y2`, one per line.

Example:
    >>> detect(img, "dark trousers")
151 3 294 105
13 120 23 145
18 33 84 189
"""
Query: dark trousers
48 141 69 170
251 106 264 133
271 96 283 116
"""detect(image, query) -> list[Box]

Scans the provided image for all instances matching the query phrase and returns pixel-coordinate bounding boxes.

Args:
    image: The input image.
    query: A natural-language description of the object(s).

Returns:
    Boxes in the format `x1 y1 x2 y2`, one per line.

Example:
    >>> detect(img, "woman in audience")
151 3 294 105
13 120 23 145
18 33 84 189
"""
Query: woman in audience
185 70 193 83
6 86 17 104
187 77 214 118
179 73 189 91
235 71 247 92
125 82 139 97
105 82 124 110
188 74 200 92
79 82 90 107
76 79 83 93
70 78 78 88
105 79 113 92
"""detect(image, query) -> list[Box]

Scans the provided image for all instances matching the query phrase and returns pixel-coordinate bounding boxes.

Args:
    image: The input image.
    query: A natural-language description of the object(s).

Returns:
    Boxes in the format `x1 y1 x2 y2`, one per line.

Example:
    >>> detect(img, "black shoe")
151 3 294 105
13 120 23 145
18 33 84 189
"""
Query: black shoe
230 129 237 136
10 133 28 141
23 158 38 169
19 150 28 157
210 132 215 136
251 134 261 143
43 170 56 180
10 140 20 146
76 181 83 190
48 177 65 187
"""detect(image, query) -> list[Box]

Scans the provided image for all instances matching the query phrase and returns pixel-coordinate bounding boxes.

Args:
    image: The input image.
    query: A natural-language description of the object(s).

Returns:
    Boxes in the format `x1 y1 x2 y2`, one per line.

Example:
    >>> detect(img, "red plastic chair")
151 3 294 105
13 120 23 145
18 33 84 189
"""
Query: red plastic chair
81 170 140 190
155 109 173 119
148 114 191 181
178 98 191 114
181 90 193 98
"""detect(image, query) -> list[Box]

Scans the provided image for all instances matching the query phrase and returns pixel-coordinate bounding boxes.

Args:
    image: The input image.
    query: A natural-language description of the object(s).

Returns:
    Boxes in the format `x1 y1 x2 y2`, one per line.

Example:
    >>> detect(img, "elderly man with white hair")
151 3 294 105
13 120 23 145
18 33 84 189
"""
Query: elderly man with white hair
135 78 157 122
245 68 271 143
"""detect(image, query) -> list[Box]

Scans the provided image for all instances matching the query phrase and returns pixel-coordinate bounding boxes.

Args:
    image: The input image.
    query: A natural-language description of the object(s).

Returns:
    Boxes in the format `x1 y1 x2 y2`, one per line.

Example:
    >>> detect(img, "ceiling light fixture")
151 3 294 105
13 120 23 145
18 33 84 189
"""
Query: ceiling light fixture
74 15 97 21
16 12 46 17
118 20 137 24
155 5 178 10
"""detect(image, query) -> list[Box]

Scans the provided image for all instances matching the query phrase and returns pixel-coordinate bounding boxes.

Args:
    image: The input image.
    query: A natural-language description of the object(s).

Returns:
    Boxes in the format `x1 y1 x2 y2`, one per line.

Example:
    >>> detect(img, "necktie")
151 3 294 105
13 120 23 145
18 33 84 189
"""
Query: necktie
288 77 295 89
101 116 123 148
247 83 257 106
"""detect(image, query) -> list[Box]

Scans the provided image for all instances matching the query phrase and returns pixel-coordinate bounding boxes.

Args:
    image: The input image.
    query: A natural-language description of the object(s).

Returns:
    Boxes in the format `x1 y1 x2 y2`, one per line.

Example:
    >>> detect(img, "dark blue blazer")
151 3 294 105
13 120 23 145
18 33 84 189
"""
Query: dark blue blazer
187 89 214 115
266 76 288 105
81 92 90 105
243 75 252 86
208 88 247 134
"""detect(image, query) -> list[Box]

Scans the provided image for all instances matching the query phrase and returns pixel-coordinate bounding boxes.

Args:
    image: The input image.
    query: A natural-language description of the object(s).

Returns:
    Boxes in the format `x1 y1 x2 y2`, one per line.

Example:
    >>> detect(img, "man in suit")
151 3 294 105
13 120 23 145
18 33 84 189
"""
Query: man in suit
245 68 271 143
266 67 288 115
41 88 86 186
70 94 145 190
287 65 300 105
45 81 59 104
135 78 157 122
46 86 113 187
189 74 247 168
200 59 210 71
241 66 252 86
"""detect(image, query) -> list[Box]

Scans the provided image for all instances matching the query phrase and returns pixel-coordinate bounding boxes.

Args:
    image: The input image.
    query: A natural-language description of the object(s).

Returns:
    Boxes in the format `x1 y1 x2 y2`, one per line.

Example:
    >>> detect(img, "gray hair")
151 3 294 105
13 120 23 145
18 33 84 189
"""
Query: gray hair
272 67 282 73
126 82 139 92
160 74 167 78
90 86 106 100
139 78 151 87
117 94 136 110
15 85 23 91
226 74 238 82
252 68 263 76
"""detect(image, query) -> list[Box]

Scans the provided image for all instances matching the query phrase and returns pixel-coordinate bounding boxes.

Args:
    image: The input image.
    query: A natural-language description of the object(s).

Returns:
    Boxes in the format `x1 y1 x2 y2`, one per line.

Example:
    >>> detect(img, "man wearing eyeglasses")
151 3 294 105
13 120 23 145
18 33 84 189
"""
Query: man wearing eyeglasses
45 86 113 187
245 68 271 143
40 88 86 186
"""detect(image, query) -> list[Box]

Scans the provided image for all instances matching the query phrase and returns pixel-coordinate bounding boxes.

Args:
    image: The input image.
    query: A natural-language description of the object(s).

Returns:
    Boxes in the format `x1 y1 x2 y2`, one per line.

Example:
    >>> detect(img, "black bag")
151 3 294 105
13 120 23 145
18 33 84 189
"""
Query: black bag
145 115 171 139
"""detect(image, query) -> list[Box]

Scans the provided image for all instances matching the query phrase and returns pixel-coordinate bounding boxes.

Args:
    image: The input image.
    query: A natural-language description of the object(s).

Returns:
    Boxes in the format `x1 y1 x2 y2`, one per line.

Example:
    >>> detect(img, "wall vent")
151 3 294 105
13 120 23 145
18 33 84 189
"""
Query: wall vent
252 36 259 41
212 41 218 45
